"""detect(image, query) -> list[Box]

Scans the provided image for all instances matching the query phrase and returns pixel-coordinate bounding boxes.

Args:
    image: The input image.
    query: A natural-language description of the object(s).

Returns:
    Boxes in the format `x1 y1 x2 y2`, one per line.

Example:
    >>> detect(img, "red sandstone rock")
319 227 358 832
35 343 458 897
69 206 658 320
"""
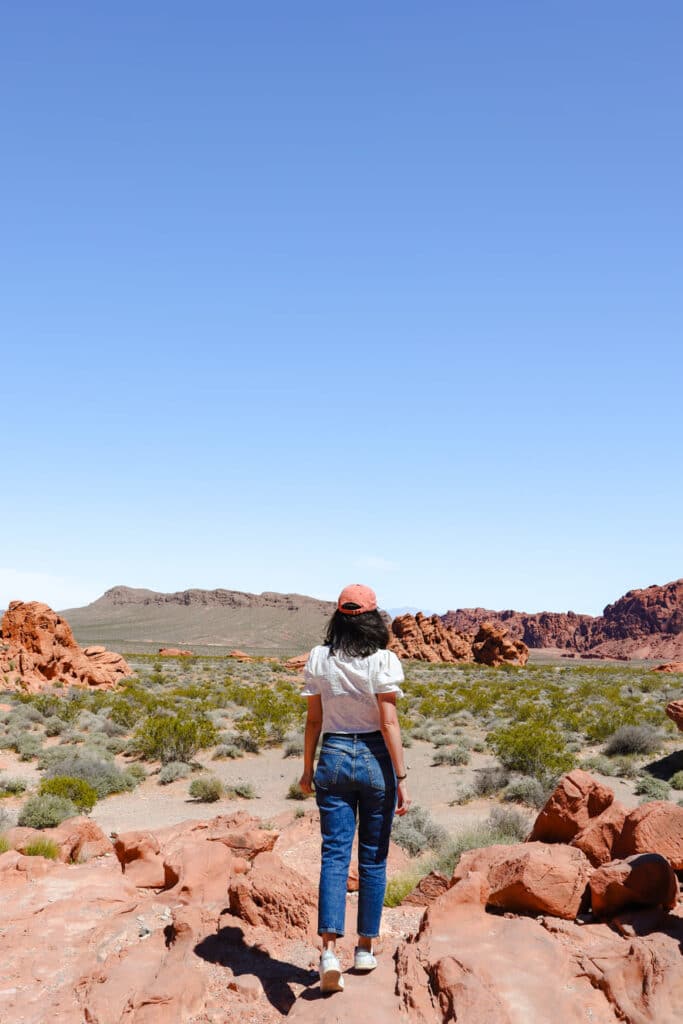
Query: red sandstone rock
402 870 451 907
158 647 194 656
227 649 254 661
666 699 683 732
284 653 309 671
614 801 683 870
389 612 473 662
443 578 683 660
529 770 614 844
0 601 130 692
163 837 234 904
471 621 529 666
6 817 112 863
452 842 593 919
654 662 683 673
589 853 679 917
570 801 628 866
113 830 167 887
228 851 317 939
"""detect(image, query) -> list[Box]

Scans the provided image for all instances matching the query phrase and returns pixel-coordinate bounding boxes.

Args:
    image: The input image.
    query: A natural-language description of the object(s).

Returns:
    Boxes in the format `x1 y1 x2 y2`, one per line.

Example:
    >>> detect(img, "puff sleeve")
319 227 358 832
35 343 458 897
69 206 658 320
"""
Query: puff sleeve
373 650 404 696
300 646 321 696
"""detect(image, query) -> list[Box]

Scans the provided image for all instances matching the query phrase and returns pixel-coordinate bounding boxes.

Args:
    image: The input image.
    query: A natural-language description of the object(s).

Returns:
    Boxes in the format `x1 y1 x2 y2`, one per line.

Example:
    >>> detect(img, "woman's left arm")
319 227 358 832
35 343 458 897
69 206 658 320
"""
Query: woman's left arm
299 695 323 793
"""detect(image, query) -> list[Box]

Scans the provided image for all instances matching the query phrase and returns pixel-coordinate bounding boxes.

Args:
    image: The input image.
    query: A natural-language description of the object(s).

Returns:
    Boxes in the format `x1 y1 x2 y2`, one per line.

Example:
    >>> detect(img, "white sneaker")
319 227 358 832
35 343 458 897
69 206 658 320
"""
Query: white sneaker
353 947 378 972
319 950 344 992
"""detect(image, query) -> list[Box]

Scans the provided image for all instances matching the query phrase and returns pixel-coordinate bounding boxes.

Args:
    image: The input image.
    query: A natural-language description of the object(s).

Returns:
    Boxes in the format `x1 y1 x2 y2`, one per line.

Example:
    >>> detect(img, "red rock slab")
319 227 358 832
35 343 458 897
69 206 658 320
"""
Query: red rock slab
570 801 628 866
529 769 614 844
589 853 679 917
654 662 683 674
452 842 592 919
614 801 683 870
158 647 194 656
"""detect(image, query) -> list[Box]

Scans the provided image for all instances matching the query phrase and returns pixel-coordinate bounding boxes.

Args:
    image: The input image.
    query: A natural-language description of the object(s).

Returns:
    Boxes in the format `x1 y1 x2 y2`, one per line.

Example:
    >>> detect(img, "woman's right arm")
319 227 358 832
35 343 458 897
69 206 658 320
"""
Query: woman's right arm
377 693 411 816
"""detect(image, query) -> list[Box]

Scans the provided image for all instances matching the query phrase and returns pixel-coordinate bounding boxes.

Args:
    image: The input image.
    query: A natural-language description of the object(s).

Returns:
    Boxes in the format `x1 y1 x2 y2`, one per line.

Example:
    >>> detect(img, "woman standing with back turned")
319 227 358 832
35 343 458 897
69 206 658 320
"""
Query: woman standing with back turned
299 584 410 994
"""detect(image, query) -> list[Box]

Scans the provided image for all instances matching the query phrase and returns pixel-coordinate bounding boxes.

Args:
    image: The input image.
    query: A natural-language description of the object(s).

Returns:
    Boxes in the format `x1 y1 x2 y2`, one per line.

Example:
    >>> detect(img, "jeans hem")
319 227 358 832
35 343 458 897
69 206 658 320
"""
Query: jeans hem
318 928 344 937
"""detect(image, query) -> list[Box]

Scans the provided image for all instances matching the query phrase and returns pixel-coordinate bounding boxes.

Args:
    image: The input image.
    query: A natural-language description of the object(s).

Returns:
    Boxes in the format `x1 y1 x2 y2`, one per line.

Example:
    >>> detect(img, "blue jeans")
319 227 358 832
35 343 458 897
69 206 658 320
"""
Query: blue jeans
314 730 397 938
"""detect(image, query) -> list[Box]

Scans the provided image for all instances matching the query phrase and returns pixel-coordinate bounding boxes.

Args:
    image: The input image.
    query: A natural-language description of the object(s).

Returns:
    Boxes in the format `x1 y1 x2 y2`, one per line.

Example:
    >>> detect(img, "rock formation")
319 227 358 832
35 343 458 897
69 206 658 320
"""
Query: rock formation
388 614 528 666
158 647 194 656
471 621 529 666
0 601 130 692
652 661 683 673
389 612 473 662
443 577 683 660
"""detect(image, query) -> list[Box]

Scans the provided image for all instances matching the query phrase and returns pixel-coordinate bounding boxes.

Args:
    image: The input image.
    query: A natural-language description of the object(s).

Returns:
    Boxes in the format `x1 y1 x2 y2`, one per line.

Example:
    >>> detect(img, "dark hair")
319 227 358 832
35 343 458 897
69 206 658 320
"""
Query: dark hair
324 609 389 658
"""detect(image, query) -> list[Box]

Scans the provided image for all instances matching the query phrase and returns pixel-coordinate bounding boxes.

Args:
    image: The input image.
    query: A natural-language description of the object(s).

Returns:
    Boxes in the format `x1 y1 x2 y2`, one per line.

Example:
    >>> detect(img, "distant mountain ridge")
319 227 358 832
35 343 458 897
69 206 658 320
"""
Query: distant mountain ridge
443 578 683 660
61 585 336 655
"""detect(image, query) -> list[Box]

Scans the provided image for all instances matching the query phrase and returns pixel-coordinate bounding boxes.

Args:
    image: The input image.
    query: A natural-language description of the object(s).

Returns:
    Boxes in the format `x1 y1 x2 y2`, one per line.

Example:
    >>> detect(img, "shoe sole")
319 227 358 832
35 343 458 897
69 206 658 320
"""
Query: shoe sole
353 960 377 973
320 966 344 992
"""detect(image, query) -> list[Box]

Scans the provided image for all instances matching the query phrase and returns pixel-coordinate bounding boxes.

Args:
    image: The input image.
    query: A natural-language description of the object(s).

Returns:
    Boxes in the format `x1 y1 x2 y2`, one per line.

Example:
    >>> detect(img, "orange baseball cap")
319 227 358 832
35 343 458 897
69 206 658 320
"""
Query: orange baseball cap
337 583 377 615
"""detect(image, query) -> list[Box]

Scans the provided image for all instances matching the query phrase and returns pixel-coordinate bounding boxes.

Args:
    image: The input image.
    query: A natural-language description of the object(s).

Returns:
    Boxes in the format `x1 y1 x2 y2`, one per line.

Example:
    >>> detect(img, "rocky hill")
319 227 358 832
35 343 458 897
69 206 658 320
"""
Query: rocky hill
61 586 336 655
443 578 683 660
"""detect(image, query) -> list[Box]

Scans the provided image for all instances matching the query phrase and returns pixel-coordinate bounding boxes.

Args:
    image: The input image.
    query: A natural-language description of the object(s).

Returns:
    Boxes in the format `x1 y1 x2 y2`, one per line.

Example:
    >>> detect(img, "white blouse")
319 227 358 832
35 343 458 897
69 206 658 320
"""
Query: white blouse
301 645 404 734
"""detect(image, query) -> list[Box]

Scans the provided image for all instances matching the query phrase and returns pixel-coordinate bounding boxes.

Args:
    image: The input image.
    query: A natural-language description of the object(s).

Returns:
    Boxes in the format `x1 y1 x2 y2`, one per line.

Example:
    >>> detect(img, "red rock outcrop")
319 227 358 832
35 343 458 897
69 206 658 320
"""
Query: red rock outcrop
452 842 592 919
614 801 683 870
653 661 683 673
443 577 683 660
158 647 194 656
528 769 615 844
389 612 473 662
666 699 683 732
589 853 679 917
0 601 130 692
471 621 529 666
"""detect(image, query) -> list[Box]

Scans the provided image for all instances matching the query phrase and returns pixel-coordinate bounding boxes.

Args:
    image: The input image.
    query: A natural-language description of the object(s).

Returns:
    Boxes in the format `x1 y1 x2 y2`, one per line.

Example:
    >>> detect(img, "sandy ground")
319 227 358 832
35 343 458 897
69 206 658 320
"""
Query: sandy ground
0 737 643 838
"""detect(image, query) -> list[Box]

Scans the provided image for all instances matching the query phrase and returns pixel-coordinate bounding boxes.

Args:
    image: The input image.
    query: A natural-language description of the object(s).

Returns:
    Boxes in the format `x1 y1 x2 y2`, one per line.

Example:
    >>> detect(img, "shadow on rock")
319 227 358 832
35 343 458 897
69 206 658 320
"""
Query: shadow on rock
194 923 316 1013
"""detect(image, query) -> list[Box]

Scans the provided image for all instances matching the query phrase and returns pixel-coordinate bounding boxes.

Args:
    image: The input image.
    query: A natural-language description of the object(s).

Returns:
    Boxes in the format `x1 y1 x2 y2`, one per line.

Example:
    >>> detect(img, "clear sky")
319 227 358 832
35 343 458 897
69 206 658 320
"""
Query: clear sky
2 2 682 616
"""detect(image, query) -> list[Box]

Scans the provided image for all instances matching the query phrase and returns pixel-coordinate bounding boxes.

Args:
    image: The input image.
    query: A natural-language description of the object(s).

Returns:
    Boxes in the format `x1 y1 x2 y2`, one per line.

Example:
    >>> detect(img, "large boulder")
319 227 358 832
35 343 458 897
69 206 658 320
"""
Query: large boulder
113 830 167 887
0 601 130 691
614 802 683 870
589 853 679 917
529 770 614 844
452 842 593 920
472 621 529 667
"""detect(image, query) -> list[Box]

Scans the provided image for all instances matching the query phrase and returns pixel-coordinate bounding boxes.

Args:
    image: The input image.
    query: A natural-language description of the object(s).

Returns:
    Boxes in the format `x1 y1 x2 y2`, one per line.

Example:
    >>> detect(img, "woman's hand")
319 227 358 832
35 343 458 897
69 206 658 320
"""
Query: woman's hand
299 770 314 795
395 779 411 816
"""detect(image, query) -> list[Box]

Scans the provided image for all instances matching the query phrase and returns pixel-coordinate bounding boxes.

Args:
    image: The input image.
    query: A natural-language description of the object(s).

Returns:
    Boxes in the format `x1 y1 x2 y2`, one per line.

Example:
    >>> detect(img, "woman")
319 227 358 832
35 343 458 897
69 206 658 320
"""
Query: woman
299 583 410 994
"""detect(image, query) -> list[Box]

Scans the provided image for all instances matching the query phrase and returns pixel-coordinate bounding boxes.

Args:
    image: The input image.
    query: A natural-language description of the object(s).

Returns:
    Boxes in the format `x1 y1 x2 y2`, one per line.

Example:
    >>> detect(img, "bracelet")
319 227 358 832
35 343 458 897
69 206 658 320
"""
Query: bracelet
396 773 407 781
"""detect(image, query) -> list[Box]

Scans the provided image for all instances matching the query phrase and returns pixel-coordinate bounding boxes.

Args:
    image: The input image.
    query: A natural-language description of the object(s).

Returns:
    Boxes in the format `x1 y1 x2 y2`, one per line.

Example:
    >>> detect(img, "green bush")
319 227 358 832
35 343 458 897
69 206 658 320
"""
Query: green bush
135 713 218 764
42 750 139 798
604 725 662 757
502 776 548 809
432 746 470 767
472 766 510 797
17 736 42 761
212 744 242 760
188 775 224 802
158 761 191 785
0 835 11 854
287 780 311 800
391 805 448 856
487 722 575 781
44 716 65 736
23 838 60 859
669 770 683 791
0 776 28 797
283 736 305 758
226 781 257 799
39 776 98 812
18 794 78 829
634 775 670 801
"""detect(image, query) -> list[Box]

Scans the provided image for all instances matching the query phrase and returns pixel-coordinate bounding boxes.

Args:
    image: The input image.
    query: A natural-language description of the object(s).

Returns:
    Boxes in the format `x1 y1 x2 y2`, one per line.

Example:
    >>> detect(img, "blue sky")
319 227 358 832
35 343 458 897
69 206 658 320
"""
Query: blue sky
2 2 681 616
